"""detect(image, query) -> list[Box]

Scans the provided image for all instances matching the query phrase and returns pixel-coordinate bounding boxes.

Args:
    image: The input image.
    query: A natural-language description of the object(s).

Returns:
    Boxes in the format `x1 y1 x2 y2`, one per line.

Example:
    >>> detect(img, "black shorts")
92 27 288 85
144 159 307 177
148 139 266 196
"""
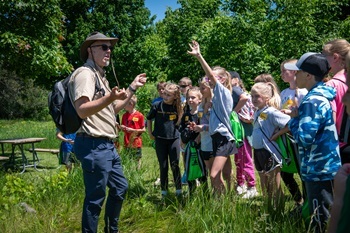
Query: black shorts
211 133 237 157
253 148 279 173
200 150 213 161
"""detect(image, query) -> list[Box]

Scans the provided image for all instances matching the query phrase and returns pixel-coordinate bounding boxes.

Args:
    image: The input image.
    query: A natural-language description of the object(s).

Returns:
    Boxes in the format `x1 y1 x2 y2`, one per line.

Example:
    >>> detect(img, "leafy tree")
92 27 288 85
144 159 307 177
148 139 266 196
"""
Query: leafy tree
160 0 222 82
60 0 154 87
0 0 72 82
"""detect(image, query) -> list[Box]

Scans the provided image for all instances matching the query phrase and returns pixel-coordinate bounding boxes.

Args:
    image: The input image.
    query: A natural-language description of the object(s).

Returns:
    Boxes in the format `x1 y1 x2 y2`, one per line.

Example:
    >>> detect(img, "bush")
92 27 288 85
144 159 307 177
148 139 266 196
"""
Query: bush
134 81 159 116
0 66 49 120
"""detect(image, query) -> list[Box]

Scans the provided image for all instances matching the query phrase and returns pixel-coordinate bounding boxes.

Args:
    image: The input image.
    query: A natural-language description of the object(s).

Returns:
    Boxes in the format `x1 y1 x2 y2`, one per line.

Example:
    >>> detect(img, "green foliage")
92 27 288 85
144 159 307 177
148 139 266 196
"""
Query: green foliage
0 120 59 149
0 0 72 81
134 81 159 115
0 120 307 233
0 67 49 120
60 0 154 84
0 0 350 119
0 175 35 210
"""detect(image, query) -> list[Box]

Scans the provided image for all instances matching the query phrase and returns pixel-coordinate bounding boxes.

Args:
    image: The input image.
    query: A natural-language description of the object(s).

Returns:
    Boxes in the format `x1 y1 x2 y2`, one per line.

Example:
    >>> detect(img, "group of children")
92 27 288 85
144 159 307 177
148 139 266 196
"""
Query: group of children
78 39 348 233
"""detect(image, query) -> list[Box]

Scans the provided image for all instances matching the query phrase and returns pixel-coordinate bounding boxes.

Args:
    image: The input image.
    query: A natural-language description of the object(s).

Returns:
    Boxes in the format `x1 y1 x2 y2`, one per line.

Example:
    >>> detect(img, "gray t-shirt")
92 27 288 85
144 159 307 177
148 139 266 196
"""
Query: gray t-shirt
252 106 290 150
210 82 234 141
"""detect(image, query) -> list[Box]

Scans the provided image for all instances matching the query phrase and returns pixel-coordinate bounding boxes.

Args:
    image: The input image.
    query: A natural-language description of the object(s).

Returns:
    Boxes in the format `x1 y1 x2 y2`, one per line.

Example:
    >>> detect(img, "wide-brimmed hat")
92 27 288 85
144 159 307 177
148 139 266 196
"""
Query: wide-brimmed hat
284 52 330 79
80 31 118 62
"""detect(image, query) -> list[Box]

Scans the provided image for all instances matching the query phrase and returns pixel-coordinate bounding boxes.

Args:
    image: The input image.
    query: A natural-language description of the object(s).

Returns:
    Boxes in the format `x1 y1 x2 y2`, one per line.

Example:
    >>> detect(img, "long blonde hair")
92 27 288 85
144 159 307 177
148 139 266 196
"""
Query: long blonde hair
212 66 232 92
199 76 213 114
323 39 350 62
165 83 183 125
251 82 281 109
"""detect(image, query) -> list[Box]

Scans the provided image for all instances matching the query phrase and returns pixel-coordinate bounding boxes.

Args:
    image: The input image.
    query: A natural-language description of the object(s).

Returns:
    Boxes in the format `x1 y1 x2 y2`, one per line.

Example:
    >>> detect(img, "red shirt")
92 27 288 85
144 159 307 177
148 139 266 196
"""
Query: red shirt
121 110 145 148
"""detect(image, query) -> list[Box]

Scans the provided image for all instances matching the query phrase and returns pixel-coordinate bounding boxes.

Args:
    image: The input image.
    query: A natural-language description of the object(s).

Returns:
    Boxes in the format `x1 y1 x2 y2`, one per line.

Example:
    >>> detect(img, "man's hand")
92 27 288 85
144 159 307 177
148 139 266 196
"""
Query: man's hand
111 87 128 100
130 73 147 90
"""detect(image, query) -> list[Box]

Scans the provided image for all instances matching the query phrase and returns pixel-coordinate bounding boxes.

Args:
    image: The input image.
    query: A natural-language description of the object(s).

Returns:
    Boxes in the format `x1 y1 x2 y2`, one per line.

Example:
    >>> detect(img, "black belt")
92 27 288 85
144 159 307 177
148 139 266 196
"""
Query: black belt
76 133 111 141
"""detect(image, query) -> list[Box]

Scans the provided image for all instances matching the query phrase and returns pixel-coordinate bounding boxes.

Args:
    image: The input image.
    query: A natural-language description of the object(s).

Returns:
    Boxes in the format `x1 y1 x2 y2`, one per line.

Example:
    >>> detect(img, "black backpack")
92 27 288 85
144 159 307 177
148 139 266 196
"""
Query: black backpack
48 67 101 134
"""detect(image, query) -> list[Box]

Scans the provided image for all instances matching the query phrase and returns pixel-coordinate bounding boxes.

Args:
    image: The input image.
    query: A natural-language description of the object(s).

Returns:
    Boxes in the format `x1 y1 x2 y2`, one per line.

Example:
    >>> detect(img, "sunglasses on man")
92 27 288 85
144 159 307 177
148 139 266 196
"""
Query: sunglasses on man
90 44 114 51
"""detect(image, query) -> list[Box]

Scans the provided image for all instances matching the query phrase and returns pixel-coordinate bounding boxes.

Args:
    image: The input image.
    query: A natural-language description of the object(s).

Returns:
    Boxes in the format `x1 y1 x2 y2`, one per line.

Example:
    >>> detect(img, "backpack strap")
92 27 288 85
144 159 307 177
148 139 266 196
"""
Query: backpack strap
67 66 104 115
332 77 346 85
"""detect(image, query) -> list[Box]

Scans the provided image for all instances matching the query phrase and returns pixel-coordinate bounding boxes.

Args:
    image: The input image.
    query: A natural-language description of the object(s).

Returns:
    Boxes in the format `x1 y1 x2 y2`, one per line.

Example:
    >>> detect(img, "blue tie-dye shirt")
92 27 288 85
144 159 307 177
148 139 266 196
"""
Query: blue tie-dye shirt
288 82 341 182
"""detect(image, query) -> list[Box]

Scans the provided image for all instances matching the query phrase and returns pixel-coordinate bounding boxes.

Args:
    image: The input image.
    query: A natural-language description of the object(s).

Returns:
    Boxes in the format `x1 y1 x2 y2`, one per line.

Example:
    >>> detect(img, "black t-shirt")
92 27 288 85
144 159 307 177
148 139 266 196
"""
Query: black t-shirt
231 86 253 136
147 101 179 139
179 107 199 143
231 86 244 110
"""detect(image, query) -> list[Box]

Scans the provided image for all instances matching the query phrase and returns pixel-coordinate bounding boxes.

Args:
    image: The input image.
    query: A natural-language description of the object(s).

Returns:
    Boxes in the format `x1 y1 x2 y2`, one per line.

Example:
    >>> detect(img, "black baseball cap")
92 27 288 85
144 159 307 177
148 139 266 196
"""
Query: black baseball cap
284 52 330 79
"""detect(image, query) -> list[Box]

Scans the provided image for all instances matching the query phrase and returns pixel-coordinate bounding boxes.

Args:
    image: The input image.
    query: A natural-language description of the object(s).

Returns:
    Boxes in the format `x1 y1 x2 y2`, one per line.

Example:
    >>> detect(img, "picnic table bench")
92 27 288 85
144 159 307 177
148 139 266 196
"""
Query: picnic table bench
28 148 59 155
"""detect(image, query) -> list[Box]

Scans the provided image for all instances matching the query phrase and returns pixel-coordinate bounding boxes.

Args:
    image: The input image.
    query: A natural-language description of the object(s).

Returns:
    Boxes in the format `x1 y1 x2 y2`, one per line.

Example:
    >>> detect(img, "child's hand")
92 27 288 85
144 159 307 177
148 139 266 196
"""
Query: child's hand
270 133 278 141
187 40 201 57
125 127 133 133
281 107 298 118
188 121 197 131
67 139 74 145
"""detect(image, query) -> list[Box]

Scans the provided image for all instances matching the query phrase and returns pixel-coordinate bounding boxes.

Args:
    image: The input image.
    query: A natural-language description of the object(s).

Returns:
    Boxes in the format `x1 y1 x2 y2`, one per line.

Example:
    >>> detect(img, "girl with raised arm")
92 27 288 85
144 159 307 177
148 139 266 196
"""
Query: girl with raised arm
188 41 237 195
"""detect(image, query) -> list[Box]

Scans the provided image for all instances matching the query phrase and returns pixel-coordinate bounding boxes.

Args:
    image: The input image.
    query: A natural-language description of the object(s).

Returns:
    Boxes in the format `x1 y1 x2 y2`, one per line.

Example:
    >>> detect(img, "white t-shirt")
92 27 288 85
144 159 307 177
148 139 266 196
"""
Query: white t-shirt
280 88 308 109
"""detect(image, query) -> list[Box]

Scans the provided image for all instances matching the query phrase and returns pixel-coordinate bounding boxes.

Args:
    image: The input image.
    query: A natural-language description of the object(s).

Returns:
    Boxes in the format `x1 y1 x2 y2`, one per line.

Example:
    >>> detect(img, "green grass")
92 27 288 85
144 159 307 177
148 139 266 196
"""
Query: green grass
0 120 306 233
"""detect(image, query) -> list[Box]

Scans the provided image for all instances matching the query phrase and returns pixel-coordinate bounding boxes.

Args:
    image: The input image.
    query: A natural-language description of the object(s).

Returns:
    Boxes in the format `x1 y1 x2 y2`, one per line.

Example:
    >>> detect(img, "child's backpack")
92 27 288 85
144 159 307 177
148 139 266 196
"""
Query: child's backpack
48 67 100 134
230 111 245 148
275 133 299 174
185 141 205 181
238 93 255 122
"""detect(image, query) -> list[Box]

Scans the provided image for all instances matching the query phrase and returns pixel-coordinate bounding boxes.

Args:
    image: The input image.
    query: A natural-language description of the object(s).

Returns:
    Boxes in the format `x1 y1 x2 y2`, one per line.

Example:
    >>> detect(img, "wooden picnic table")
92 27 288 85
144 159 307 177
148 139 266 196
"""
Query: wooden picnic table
0 138 46 173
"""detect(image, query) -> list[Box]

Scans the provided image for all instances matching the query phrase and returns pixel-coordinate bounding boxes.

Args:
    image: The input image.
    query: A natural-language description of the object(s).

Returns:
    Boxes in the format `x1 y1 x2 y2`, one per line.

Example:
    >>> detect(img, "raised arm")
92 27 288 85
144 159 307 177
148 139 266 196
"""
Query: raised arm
113 73 147 113
75 73 147 118
187 40 217 86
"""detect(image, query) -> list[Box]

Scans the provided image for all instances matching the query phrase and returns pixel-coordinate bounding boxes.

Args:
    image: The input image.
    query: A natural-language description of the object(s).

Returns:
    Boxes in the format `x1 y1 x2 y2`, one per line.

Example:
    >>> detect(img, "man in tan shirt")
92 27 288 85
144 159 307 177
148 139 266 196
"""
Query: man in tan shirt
70 31 146 233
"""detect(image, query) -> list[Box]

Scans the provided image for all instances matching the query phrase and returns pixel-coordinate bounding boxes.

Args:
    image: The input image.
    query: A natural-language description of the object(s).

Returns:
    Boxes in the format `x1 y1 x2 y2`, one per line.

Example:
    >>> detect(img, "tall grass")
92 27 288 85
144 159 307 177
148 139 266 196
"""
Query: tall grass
0 120 306 232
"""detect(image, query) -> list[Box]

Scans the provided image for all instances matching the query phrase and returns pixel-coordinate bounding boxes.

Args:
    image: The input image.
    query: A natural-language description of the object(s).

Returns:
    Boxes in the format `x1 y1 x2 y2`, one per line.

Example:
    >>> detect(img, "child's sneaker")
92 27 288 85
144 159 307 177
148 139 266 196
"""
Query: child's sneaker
154 178 161 186
236 184 247 195
161 190 168 198
175 189 182 197
242 187 258 199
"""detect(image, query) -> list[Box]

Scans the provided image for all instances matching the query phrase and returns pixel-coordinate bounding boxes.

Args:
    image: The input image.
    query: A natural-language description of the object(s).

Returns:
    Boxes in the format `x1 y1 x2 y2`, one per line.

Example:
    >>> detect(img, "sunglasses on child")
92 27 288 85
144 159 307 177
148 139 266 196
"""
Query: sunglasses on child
90 44 114 51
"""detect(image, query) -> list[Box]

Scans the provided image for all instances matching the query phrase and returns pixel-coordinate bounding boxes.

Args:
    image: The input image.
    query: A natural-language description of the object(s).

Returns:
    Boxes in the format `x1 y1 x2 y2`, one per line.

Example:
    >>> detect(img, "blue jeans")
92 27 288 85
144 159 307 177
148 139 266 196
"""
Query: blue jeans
74 136 128 233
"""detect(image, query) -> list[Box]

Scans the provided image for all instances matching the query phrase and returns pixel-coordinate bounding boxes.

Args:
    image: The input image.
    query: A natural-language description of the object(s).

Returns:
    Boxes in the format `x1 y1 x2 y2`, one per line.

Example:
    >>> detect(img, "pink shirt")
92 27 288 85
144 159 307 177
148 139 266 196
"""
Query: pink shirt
326 71 347 134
